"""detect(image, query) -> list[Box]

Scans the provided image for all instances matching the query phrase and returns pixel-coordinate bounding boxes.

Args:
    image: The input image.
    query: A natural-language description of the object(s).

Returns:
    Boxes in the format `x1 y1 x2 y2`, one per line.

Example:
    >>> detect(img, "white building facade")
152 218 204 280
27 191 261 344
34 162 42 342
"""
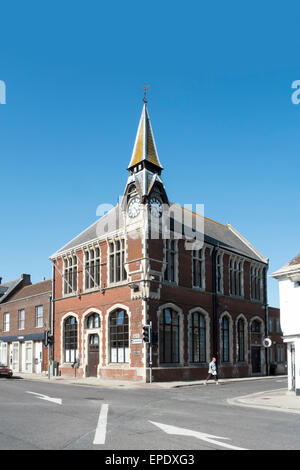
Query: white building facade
272 254 300 395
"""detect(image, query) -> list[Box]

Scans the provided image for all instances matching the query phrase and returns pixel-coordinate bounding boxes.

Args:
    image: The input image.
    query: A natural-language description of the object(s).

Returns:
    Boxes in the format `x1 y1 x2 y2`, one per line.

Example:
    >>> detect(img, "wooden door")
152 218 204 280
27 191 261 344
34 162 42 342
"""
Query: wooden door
87 334 99 377
251 346 261 373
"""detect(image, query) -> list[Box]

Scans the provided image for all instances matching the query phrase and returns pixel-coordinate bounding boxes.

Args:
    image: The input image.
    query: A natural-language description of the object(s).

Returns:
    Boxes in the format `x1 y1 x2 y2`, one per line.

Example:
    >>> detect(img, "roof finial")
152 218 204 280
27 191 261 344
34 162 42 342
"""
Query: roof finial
143 84 149 104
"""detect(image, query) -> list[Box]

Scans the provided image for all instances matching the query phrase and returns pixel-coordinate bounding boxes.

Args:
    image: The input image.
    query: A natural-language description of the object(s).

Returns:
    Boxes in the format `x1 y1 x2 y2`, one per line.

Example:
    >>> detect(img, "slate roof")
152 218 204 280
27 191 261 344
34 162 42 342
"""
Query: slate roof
7 279 52 302
271 253 300 278
0 278 24 304
51 203 267 264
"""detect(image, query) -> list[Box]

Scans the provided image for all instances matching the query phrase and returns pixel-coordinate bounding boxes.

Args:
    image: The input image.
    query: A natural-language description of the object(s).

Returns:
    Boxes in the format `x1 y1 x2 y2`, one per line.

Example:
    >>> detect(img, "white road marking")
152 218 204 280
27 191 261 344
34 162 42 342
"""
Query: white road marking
93 404 109 445
26 391 62 405
149 421 248 450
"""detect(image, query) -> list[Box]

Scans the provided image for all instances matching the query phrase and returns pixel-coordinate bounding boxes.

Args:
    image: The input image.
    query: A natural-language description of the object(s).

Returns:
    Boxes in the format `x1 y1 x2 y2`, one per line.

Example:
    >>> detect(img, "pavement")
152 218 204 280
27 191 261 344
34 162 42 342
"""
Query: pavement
228 385 300 415
10 372 300 415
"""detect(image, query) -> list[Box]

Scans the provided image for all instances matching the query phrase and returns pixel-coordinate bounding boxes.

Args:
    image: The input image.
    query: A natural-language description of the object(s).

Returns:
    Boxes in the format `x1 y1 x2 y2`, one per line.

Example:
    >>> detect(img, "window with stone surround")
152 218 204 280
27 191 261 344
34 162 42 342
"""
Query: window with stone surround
109 309 129 363
250 265 263 302
189 312 206 363
109 239 126 284
229 257 243 297
164 239 177 283
192 248 205 289
216 253 223 293
237 318 245 362
63 255 78 295
64 316 78 363
85 247 101 290
159 308 180 363
221 315 230 363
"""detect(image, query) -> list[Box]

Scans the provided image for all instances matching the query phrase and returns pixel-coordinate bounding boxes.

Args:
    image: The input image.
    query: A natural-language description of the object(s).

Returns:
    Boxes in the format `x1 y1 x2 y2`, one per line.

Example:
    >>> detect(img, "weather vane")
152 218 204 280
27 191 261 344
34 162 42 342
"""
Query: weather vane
143 84 149 103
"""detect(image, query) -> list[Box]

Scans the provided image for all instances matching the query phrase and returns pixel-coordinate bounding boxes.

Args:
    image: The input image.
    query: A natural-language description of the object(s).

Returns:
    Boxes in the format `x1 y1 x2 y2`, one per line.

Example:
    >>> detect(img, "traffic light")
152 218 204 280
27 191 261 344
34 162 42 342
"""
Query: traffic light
44 330 53 347
143 325 151 343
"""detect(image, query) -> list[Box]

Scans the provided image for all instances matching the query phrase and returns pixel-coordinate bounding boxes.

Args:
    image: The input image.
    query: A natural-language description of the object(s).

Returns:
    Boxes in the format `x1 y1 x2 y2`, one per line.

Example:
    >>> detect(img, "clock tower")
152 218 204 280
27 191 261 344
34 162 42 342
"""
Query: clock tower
122 97 168 226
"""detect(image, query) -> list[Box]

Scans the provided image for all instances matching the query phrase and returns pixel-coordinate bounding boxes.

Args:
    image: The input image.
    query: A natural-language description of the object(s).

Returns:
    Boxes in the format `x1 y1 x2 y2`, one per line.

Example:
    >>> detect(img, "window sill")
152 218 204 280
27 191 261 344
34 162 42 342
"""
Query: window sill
250 298 263 304
84 287 102 293
192 286 205 292
189 362 208 367
107 281 128 288
158 363 183 367
162 281 178 286
107 363 130 368
63 292 78 299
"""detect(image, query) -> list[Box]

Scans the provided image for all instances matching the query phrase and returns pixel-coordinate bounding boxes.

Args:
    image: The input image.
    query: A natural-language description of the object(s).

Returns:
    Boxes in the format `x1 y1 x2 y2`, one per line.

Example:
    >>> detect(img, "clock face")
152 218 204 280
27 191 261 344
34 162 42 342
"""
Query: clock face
150 196 162 217
128 196 141 218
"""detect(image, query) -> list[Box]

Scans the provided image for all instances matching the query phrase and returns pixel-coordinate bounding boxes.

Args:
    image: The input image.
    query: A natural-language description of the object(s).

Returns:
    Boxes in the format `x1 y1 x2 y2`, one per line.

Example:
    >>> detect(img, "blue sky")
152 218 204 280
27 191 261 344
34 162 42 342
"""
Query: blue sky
1 1 300 307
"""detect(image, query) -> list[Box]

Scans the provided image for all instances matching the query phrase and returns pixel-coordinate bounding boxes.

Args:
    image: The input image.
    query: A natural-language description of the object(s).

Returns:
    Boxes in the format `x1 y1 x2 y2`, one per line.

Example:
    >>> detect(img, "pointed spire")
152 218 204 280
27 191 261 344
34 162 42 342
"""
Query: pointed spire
128 101 163 171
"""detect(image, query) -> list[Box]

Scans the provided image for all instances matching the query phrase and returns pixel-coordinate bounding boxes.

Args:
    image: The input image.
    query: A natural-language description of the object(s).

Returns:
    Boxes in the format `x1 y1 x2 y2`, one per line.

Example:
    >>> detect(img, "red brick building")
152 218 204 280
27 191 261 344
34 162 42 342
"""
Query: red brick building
268 306 287 375
50 100 273 382
0 275 51 373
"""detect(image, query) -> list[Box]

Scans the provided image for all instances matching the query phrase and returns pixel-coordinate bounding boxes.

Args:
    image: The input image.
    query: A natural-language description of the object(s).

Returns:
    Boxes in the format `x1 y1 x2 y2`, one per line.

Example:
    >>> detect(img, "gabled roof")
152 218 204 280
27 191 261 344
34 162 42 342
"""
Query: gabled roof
271 253 300 278
50 205 123 258
0 278 25 304
51 203 267 264
128 103 162 170
6 279 52 302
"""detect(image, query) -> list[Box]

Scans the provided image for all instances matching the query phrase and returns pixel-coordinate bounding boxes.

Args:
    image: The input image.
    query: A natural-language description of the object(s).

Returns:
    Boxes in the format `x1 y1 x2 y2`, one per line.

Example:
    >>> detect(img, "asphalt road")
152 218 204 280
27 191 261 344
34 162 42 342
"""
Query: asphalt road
0 376 298 450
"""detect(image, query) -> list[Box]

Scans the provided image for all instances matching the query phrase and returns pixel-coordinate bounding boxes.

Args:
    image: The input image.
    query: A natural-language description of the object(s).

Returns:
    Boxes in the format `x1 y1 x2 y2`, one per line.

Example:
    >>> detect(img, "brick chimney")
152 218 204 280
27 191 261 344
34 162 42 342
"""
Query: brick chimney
21 274 31 286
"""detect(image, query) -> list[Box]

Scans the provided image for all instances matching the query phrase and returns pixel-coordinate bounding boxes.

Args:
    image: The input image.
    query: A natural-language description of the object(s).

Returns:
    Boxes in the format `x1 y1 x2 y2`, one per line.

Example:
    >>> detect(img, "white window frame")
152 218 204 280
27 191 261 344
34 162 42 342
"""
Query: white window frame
250 263 263 302
63 255 78 296
18 309 25 330
216 251 224 294
3 312 10 332
84 246 101 291
163 239 178 284
0 342 7 366
108 238 127 285
229 256 244 297
35 305 43 328
192 248 205 290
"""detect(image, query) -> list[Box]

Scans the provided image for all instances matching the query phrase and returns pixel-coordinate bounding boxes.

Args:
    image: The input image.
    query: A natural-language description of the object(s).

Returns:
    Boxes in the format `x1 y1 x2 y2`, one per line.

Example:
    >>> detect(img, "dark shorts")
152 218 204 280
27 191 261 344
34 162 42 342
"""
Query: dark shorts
206 373 218 381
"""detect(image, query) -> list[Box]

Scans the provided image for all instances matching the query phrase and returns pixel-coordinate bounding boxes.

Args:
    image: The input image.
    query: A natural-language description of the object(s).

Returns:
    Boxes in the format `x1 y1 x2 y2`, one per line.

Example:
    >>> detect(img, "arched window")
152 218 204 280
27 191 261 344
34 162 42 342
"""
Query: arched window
86 313 100 329
159 308 180 363
251 320 261 333
190 312 206 363
237 318 245 362
109 309 129 363
222 316 230 362
64 316 78 363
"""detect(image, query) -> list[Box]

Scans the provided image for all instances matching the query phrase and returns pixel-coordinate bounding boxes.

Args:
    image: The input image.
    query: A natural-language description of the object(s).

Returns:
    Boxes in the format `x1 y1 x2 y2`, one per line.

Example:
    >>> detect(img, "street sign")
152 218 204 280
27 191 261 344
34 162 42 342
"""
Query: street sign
130 338 143 345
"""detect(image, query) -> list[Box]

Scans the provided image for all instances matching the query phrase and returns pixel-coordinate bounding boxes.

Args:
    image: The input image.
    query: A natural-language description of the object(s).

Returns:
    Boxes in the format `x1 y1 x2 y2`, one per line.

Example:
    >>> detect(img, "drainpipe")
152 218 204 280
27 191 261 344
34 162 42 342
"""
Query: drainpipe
51 263 55 374
212 247 219 360
263 266 269 376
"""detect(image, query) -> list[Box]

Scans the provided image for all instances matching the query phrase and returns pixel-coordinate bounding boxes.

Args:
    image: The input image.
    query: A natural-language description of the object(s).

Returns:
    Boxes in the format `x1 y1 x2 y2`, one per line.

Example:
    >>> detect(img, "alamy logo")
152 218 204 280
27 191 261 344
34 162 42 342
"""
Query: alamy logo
0 80 6 104
291 80 300 104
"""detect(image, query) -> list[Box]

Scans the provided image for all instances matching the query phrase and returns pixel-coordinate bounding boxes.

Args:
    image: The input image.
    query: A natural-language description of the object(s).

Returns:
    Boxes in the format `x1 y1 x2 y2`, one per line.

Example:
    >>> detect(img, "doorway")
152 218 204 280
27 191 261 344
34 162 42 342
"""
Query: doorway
87 334 99 377
251 346 261 373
